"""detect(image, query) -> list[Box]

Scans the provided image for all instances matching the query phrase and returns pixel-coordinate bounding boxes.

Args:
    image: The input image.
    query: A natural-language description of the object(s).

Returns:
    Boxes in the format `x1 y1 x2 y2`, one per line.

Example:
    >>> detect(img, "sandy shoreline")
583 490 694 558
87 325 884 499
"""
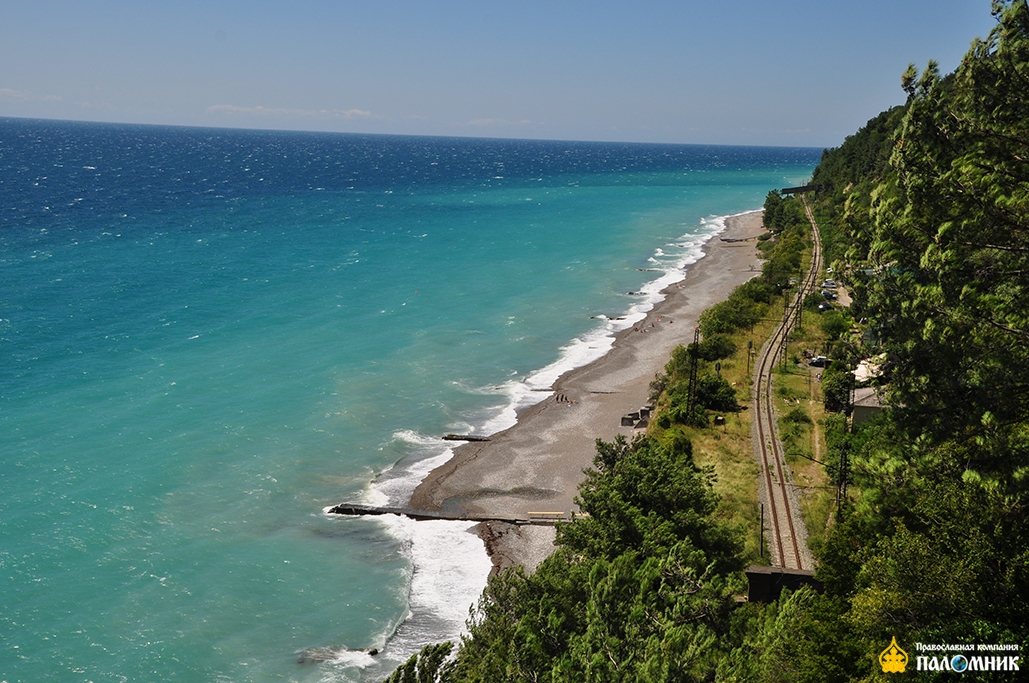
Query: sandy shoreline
409 210 767 571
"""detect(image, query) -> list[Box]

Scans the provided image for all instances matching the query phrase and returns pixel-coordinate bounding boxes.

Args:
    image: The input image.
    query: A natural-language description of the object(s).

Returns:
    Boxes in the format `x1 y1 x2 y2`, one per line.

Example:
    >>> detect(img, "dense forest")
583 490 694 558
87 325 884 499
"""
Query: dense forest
384 2 1029 680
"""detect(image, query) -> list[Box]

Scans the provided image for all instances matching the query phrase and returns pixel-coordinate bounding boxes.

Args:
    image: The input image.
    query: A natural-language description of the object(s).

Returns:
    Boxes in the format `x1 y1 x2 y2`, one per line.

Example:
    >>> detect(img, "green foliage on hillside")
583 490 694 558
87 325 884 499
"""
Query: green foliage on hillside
868 20 1029 450
698 193 809 337
653 338 741 429
809 105 908 297
383 642 456 683
762 189 806 235
438 435 745 682
811 106 905 208
820 361 853 414
785 1 1029 676
696 334 737 362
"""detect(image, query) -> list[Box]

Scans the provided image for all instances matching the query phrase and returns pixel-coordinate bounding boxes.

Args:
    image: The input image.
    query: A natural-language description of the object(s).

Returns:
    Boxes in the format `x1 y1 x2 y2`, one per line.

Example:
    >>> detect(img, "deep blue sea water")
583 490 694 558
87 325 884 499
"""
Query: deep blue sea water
0 117 819 682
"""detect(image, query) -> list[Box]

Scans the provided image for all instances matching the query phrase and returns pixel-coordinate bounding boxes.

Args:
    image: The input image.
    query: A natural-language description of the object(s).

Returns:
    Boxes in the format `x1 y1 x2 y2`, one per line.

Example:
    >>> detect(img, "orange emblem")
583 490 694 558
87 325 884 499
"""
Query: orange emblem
879 636 908 673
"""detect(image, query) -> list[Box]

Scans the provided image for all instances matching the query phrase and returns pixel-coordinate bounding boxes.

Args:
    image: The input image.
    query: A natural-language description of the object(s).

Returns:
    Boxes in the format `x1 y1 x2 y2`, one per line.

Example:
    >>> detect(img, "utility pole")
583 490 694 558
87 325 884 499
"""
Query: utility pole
685 326 700 416
780 291 791 369
836 442 850 516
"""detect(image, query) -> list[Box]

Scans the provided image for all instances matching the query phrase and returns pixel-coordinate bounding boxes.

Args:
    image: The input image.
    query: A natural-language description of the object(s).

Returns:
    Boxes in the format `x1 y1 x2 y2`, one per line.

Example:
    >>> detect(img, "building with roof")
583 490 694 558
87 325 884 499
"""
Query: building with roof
852 386 886 426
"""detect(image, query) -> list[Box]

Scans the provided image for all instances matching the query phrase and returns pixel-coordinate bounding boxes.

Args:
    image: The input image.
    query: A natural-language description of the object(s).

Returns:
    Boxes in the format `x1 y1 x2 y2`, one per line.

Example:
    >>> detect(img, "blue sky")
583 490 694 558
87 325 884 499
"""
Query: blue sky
0 1 998 147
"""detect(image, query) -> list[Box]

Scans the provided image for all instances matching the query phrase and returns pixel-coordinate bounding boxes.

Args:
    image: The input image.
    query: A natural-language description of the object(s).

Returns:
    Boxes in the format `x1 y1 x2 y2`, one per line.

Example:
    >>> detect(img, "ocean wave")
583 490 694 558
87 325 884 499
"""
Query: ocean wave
329 648 377 669
365 431 456 507
391 428 447 449
362 515 491 678
465 211 735 438
376 208 742 466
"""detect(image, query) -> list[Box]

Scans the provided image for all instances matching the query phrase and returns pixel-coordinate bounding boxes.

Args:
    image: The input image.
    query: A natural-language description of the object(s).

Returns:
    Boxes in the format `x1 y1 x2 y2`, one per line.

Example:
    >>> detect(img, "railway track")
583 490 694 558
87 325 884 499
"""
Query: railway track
752 197 822 569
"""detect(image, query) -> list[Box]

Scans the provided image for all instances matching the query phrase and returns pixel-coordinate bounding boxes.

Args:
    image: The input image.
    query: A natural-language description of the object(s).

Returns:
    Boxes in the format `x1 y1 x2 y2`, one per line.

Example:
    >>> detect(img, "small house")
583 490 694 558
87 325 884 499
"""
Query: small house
852 386 885 426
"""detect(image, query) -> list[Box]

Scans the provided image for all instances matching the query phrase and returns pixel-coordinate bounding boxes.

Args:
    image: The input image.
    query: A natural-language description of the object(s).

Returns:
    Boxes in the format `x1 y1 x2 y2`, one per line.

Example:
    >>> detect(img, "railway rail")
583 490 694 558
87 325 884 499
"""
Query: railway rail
752 198 822 569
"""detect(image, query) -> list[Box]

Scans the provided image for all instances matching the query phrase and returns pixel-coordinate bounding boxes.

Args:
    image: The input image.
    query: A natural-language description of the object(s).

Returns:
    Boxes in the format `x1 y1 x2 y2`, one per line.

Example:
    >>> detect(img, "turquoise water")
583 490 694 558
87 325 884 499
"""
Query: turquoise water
0 118 818 682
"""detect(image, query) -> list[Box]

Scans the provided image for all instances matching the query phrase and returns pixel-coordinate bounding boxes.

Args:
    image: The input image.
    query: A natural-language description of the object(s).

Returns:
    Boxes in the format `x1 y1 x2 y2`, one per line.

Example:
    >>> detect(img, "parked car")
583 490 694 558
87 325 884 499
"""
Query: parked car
809 356 828 367
821 289 838 300
818 302 833 312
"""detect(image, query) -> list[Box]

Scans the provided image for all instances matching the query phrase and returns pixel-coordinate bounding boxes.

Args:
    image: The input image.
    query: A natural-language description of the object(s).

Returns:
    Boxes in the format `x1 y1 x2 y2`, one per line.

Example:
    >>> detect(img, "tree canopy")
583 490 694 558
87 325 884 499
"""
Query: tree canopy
864 0 1029 484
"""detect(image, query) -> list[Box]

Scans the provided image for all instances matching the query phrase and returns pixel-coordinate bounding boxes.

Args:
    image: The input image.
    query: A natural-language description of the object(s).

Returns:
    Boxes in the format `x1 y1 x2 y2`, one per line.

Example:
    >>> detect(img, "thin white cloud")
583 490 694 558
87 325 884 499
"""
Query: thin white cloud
0 87 62 102
206 104 372 120
463 118 531 127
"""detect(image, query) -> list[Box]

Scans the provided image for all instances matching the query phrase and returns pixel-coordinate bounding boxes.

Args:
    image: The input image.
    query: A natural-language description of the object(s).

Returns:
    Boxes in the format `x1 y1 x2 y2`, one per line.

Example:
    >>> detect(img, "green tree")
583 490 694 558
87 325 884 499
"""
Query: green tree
763 190 785 232
695 373 738 412
866 0 1029 470
696 333 738 361
819 310 850 341
820 361 853 413
699 293 762 334
560 435 742 567
384 642 455 683
439 434 747 683
720 589 864 683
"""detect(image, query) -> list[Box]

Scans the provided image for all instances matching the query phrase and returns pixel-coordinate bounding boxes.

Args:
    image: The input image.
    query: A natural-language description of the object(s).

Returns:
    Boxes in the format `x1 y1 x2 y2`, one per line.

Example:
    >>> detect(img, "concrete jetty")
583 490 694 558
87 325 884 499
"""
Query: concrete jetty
327 503 575 526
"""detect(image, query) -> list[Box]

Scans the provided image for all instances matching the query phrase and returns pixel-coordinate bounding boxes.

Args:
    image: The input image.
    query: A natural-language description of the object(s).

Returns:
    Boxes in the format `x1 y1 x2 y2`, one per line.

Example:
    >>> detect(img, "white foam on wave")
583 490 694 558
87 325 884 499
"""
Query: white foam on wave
364 430 456 508
469 212 737 438
327 647 377 669
361 213 740 487
364 514 492 672
383 515 492 630
314 511 491 681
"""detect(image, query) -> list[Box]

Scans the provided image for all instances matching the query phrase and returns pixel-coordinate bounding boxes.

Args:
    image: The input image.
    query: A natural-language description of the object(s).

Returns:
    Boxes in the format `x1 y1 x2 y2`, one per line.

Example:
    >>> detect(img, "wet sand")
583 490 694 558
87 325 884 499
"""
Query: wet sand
409 210 767 570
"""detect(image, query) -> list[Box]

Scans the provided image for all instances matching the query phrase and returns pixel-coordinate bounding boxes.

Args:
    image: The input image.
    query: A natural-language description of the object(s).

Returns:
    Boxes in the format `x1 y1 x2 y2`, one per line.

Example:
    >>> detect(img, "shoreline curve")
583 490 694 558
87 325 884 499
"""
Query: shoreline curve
409 209 767 570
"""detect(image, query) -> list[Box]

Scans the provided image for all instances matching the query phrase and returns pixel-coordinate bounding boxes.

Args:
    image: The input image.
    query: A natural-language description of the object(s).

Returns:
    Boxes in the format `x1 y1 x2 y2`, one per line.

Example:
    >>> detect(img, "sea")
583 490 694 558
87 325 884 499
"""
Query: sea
0 117 819 682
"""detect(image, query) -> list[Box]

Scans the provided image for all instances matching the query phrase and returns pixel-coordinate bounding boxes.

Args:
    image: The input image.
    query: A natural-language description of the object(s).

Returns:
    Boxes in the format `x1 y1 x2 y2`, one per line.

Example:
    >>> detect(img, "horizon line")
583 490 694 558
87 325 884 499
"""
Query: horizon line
0 114 830 151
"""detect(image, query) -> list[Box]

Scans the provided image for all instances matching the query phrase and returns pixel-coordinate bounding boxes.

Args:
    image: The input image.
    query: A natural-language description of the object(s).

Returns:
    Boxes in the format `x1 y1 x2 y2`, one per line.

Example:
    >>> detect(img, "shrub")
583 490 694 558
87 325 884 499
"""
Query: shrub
820 310 851 341
821 362 854 413
696 373 738 412
736 278 778 305
784 407 813 424
697 334 737 361
700 296 761 334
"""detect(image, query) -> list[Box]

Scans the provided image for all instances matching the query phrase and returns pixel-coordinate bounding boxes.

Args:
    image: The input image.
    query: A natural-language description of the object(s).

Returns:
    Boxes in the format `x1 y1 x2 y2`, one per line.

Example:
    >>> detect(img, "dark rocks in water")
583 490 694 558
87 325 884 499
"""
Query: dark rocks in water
296 646 379 665
442 434 490 442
